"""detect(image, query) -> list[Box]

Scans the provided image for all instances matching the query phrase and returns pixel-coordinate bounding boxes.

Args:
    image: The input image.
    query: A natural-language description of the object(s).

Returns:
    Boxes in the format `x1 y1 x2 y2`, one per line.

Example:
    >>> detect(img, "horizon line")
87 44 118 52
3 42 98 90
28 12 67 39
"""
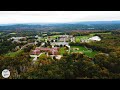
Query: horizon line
0 20 120 25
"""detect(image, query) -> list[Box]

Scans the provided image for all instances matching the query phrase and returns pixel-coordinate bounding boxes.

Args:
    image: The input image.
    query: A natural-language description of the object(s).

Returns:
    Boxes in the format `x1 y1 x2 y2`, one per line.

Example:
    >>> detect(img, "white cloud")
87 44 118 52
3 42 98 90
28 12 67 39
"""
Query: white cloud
0 11 120 24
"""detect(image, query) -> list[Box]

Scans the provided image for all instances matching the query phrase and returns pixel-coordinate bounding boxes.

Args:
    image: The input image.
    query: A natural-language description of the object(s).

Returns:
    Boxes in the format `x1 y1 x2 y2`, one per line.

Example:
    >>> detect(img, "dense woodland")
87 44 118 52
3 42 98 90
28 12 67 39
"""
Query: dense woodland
0 30 120 79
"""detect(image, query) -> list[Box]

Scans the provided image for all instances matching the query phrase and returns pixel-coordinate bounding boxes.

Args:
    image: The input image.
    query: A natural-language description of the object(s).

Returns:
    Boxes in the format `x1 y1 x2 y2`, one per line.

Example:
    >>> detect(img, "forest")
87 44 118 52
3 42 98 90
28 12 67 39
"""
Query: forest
0 30 120 79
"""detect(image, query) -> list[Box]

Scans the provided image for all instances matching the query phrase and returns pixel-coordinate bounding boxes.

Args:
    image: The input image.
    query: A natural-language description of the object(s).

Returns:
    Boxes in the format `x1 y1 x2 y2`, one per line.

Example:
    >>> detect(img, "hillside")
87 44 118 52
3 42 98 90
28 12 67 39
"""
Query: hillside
0 21 120 31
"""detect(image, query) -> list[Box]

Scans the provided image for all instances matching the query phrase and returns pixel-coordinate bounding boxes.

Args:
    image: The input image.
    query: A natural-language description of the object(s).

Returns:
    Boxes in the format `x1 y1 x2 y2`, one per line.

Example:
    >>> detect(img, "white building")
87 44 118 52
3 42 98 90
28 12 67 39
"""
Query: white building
10 37 26 40
89 36 101 41
51 42 69 46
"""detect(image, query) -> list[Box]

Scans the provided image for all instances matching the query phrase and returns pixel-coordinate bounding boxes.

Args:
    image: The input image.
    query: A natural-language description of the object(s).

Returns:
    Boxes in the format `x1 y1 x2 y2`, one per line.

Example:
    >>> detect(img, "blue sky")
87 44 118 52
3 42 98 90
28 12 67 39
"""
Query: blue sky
0 11 120 24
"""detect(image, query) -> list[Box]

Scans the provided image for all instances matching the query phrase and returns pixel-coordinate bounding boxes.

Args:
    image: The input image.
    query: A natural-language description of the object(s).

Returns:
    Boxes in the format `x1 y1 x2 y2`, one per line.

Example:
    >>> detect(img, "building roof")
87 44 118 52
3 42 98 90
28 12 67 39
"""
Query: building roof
31 50 40 55
89 36 101 41
51 42 69 46
34 47 59 55
11 37 26 40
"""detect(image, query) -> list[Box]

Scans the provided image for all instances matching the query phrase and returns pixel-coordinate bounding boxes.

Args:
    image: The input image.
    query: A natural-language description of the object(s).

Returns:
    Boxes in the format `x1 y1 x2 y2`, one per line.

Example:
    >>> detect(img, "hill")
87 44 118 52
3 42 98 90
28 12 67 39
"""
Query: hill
0 21 120 31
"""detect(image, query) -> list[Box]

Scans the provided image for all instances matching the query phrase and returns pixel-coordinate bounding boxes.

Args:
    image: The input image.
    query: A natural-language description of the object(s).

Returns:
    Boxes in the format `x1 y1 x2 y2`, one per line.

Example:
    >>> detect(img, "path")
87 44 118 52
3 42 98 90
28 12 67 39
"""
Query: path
30 52 44 61
20 43 35 50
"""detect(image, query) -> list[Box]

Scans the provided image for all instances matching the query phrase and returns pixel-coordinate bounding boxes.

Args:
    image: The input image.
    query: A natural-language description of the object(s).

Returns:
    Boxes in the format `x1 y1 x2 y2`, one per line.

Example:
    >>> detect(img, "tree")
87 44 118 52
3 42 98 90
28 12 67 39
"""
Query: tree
93 53 109 68
23 45 34 52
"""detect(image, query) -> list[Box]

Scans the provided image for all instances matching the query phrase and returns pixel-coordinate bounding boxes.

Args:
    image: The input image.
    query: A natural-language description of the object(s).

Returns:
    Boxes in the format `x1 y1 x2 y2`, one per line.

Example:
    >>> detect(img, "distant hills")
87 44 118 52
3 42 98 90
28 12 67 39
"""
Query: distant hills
1 20 120 26
73 21 120 25
0 21 120 31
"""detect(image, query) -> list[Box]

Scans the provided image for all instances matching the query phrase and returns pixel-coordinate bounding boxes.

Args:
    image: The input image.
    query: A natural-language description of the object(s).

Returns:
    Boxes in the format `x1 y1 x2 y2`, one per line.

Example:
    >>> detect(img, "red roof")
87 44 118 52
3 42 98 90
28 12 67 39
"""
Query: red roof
52 47 59 50
31 50 40 55
33 47 59 55
36 47 51 50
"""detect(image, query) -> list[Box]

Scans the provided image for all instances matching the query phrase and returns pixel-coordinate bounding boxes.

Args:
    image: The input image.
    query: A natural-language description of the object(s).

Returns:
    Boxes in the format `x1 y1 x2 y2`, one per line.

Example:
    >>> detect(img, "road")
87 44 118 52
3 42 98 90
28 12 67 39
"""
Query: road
30 52 44 61
20 43 35 50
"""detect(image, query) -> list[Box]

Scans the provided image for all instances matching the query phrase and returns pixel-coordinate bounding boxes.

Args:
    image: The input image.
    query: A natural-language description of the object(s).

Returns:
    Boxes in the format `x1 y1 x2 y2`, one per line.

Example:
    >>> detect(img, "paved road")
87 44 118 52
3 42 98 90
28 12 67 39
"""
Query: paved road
30 52 44 61
20 43 34 50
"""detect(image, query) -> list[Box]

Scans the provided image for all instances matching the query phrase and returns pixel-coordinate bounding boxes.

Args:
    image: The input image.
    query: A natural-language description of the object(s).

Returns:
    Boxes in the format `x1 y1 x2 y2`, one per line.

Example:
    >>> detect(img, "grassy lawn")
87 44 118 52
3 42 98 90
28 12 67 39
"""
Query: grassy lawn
70 46 98 58
0 32 3 35
50 32 62 34
75 32 111 43
42 35 60 40
5 50 24 57
38 53 48 60
89 33 95 36
89 32 111 36
39 53 47 58
75 36 91 43
0 32 3 34
50 35 61 39
93 32 111 35
83 50 98 58
59 47 66 55
9 33 16 34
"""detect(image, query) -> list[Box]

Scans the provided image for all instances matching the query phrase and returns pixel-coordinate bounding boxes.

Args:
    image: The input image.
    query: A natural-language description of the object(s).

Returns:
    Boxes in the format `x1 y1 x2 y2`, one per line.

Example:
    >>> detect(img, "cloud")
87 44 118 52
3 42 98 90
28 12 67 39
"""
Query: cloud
0 11 120 24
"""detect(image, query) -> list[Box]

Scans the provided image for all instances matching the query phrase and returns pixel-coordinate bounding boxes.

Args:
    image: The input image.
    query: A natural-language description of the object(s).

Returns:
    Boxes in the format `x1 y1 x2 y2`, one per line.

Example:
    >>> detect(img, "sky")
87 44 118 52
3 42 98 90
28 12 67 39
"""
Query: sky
0 11 120 24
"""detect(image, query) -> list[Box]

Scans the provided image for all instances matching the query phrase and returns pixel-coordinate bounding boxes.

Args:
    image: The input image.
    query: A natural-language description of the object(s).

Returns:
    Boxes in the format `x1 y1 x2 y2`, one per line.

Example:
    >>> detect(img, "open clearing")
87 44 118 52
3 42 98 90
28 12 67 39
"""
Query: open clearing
70 46 98 57
5 50 24 57
75 32 111 43
75 36 92 43
59 47 66 55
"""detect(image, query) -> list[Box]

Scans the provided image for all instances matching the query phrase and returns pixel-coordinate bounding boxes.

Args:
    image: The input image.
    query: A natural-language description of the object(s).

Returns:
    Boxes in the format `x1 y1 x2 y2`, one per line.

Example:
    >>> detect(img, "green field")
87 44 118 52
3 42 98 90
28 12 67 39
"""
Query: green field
39 53 47 58
38 53 48 60
50 35 61 39
5 50 24 57
50 32 62 34
70 46 98 57
0 32 3 35
92 32 111 35
75 35 92 43
75 32 111 43
43 35 61 40
59 47 66 55
9 33 16 34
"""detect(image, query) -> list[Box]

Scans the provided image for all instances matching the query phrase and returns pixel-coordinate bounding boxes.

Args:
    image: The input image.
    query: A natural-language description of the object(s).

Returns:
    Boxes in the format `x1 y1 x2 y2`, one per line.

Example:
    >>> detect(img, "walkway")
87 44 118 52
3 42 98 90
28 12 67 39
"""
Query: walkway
30 52 44 61
20 43 35 50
